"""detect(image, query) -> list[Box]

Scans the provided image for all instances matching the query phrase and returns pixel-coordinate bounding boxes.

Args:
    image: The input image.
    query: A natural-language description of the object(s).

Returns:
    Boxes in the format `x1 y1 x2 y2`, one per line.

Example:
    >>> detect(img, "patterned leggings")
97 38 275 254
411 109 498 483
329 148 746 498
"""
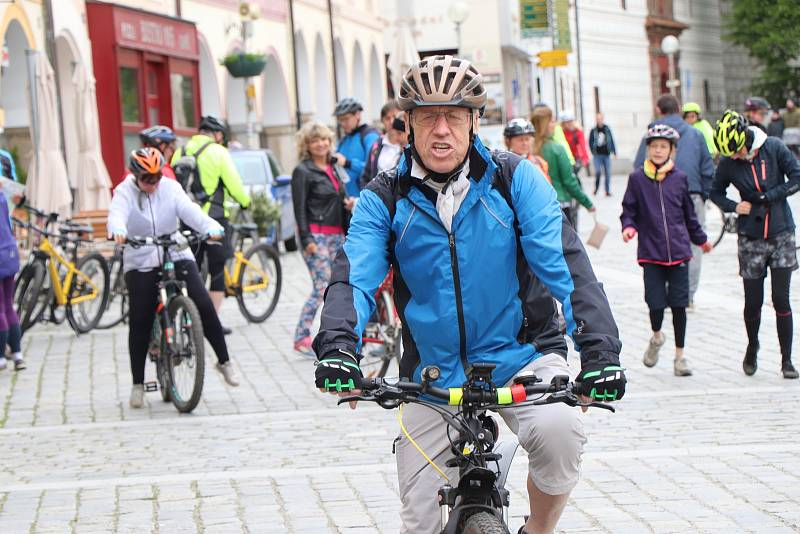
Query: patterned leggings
294 233 345 342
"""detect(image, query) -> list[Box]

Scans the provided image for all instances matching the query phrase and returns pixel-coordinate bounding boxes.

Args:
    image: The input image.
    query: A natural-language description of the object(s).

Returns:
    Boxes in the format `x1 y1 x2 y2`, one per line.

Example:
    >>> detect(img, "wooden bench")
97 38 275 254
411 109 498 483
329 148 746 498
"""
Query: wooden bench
70 209 114 257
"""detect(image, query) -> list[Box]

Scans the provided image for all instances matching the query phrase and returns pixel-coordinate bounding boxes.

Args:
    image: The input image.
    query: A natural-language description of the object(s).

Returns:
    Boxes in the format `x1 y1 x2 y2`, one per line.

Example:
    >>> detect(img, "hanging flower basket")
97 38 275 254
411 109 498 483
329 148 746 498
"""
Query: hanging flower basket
221 53 267 78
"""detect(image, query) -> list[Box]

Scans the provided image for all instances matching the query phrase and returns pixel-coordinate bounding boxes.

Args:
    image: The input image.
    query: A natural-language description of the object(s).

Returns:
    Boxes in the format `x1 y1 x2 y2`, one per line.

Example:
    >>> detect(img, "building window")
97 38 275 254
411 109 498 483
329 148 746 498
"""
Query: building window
120 66 141 124
170 73 197 129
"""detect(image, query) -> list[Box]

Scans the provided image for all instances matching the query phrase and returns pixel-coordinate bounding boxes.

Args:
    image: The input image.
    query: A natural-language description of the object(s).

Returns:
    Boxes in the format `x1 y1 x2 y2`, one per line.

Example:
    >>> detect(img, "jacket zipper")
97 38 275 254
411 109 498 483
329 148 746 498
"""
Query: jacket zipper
658 181 672 263
449 233 468 371
406 195 469 371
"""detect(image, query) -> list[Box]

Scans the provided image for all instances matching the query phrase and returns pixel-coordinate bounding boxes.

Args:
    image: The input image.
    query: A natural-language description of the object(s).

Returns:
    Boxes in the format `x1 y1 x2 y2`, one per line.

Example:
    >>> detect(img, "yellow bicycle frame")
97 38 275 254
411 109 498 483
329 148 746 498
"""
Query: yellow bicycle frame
39 237 100 306
223 250 269 296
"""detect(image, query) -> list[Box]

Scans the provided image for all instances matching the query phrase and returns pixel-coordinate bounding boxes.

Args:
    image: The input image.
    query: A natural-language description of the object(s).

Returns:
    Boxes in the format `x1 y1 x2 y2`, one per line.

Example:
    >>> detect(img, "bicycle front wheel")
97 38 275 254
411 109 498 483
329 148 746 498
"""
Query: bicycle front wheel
461 511 508 534
236 243 282 323
361 290 402 378
15 261 46 334
96 252 129 329
166 295 205 413
66 252 110 334
705 203 726 247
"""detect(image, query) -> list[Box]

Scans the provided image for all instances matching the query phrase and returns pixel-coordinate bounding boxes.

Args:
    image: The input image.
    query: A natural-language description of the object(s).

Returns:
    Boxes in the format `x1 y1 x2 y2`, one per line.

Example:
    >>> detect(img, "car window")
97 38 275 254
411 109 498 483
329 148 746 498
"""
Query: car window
231 153 270 186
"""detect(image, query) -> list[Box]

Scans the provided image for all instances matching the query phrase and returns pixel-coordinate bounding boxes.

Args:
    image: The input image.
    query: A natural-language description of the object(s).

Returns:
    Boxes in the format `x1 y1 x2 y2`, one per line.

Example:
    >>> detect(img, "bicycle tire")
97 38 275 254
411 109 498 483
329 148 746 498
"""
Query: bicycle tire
66 252 110 334
166 295 205 413
706 203 727 247
152 320 171 402
96 252 130 329
461 511 508 534
15 262 46 334
376 290 401 377
236 243 282 323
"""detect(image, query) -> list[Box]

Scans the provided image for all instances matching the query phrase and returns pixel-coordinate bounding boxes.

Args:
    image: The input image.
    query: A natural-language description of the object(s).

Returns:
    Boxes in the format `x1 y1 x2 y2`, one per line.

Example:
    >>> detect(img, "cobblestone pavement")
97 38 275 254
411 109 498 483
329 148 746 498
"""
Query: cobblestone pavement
1 179 799 533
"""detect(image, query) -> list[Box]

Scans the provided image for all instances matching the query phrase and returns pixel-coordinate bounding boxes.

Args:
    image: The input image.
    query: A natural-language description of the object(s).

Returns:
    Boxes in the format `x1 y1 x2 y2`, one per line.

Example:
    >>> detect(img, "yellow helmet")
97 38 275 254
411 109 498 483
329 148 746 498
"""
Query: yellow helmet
714 110 748 157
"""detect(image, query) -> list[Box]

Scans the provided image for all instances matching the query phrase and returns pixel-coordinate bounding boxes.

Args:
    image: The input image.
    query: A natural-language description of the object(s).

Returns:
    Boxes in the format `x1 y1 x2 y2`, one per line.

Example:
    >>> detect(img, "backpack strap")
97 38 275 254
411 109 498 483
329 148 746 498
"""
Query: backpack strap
490 151 522 244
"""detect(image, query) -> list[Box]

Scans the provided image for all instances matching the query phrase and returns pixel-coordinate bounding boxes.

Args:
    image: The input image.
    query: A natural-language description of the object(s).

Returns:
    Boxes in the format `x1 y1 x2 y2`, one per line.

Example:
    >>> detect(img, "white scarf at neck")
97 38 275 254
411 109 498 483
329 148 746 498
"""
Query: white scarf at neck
411 159 471 233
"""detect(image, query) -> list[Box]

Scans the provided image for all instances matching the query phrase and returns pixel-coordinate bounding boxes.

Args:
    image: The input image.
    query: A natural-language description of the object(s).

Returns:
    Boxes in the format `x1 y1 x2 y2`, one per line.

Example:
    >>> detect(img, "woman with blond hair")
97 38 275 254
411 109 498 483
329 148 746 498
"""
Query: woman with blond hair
531 105 594 227
291 121 356 356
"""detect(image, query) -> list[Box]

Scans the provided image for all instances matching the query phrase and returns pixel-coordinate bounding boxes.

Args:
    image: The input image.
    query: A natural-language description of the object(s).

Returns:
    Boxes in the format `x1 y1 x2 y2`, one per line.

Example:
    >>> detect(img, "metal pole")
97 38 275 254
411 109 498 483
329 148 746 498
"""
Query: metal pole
25 50 39 170
574 0 585 126
288 0 302 129
328 0 340 137
549 0 558 115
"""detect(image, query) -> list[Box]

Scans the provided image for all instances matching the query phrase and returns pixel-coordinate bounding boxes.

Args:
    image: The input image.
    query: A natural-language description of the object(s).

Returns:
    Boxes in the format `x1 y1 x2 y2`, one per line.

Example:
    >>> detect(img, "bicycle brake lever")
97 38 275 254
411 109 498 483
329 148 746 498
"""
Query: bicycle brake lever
336 395 374 405
586 401 616 413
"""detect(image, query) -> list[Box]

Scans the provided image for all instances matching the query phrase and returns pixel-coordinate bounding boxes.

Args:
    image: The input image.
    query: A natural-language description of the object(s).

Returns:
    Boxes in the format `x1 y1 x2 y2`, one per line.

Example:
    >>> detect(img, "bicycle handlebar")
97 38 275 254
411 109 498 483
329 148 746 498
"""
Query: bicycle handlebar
125 232 213 249
11 216 92 243
343 369 615 413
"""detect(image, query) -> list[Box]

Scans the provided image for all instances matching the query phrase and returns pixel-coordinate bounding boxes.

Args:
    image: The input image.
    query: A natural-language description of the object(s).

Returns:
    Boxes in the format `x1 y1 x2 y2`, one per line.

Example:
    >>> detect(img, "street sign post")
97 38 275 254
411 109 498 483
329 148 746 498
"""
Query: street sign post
537 49 568 68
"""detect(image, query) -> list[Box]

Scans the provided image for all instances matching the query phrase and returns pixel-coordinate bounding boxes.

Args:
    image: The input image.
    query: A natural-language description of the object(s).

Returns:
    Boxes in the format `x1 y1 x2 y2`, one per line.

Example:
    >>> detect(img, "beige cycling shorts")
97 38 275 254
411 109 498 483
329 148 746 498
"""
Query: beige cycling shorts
395 354 587 534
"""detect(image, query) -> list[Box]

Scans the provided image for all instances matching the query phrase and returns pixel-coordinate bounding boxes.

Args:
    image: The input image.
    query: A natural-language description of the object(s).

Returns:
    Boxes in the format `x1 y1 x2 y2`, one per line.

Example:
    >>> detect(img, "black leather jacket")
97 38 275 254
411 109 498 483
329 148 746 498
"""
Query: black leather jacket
291 159 349 248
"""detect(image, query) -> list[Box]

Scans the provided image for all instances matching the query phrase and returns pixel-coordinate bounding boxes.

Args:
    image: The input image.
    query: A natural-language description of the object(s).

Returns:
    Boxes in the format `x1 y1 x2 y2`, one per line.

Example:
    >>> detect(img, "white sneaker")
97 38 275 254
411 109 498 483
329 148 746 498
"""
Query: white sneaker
216 361 240 387
129 384 145 408
0 356 7 371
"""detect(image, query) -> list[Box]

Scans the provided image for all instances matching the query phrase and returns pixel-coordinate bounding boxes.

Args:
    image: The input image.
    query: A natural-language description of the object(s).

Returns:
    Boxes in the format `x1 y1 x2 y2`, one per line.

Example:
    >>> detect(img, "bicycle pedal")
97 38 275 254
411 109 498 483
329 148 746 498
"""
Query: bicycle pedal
144 381 158 392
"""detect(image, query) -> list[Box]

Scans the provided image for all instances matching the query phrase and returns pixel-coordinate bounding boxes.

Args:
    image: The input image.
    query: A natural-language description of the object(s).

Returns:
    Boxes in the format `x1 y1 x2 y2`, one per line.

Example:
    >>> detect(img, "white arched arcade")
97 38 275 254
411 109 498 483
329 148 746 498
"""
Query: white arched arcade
261 54 291 128
368 44 384 122
313 33 333 120
198 35 222 117
1 20 31 134
294 31 312 116
351 41 368 121
333 38 348 101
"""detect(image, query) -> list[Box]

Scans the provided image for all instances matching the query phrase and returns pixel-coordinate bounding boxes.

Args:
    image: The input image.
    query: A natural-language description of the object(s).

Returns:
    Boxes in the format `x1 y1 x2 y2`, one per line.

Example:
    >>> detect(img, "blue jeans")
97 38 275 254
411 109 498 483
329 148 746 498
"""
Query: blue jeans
593 154 612 194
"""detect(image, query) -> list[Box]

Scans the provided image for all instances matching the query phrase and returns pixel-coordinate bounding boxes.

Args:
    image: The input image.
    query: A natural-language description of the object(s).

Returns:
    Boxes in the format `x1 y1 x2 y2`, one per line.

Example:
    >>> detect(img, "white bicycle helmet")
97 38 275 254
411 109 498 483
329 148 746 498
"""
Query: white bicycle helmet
397 55 487 113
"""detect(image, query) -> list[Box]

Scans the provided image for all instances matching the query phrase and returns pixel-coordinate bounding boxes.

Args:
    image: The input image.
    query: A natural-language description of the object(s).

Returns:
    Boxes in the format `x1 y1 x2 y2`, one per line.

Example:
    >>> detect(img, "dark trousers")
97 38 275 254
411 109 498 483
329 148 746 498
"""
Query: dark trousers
125 260 229 384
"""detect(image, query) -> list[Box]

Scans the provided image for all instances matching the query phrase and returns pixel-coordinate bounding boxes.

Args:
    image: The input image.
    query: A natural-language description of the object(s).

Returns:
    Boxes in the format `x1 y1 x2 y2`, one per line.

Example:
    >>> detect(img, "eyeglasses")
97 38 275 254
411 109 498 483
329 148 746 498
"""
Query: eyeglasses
412 109 471 127
138 172 162 185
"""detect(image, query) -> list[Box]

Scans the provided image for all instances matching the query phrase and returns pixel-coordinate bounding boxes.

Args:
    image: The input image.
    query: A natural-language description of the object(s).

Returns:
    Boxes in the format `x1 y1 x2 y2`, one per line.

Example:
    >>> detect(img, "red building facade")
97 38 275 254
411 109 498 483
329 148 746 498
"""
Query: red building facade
86 1 201 184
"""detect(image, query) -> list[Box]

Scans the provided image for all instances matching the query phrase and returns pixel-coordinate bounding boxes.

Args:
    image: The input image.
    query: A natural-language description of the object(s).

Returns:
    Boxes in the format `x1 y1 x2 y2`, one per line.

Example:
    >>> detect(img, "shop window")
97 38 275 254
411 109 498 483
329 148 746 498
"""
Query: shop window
170 73 197 129
120 67 141 124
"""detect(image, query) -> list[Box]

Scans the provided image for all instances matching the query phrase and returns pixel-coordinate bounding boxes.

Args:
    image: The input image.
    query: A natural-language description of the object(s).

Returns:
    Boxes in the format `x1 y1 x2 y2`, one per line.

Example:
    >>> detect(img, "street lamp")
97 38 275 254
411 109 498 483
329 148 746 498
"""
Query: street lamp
448 1 469 54
661 35 680 97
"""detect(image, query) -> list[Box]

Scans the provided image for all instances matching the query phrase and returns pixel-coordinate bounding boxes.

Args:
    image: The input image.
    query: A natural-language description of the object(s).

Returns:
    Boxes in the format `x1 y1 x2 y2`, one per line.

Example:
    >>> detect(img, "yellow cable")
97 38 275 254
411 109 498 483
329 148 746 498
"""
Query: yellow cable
397 404 450 482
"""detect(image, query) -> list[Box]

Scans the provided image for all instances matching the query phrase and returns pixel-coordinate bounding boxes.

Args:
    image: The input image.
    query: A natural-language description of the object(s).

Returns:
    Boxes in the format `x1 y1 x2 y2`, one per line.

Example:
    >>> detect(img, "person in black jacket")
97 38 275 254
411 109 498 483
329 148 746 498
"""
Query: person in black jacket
291 121 355 357
711 110 800 379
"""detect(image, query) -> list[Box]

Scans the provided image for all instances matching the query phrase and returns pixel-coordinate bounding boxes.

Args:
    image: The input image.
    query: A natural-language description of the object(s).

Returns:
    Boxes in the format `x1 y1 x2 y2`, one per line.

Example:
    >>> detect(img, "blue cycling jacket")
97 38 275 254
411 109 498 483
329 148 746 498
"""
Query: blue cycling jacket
337 124 381 197
314 137 621 389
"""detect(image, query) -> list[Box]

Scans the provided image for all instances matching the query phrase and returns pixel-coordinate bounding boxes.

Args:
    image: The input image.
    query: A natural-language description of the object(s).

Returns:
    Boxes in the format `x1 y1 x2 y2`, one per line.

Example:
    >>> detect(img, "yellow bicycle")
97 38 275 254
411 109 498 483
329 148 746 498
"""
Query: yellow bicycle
223 222 282 323
14 211 109 334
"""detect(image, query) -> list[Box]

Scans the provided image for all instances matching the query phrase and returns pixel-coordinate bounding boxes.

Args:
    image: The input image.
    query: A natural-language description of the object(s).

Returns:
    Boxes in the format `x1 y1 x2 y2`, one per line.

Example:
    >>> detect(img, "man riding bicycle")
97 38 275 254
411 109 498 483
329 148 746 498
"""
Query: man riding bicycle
171 116 251 317
109 148 240 408
312 55 625 534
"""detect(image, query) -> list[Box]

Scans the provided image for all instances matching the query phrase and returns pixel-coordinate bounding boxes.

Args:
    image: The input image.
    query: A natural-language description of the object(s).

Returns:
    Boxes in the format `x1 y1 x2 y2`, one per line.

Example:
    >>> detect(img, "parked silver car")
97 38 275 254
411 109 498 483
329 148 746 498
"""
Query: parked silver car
230 148 298 252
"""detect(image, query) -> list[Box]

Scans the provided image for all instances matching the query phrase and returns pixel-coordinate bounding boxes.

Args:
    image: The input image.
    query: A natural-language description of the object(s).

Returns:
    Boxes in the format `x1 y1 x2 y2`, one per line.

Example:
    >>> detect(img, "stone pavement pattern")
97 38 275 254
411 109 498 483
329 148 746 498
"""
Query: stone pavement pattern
0 178 799 533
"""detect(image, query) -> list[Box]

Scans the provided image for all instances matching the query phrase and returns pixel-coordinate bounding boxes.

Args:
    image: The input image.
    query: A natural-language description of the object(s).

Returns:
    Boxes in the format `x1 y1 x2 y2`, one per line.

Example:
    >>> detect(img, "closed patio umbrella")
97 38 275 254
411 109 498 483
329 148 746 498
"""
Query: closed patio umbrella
25 52 72 215
72 63 111 211
387 24 419 97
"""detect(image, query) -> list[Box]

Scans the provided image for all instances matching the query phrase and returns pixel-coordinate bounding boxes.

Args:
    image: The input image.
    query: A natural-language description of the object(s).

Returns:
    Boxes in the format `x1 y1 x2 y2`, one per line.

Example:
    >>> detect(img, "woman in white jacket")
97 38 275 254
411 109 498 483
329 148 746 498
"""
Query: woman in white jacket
108 148 239 409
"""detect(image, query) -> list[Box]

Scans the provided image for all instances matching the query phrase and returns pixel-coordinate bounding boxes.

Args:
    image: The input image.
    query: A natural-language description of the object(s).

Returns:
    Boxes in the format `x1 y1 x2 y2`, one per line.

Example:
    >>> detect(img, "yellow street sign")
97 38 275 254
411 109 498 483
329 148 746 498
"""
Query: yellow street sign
537 49 568 68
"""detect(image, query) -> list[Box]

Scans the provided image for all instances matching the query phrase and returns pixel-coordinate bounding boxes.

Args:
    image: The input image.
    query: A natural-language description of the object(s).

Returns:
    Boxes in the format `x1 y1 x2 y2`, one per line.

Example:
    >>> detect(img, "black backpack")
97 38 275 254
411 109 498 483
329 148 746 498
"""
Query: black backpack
173 141 215 203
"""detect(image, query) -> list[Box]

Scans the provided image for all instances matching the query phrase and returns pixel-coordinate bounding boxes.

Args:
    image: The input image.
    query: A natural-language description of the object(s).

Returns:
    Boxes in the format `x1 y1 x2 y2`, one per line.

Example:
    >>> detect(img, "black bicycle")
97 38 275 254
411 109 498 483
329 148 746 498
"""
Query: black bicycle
340 363 614 534
127 232 208 413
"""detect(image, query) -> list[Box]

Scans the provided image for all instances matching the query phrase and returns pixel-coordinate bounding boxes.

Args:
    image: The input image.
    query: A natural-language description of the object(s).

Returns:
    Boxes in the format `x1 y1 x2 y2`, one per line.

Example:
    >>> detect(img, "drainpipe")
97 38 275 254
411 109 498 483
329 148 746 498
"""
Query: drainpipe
289 0 302 129
328 0 340 136
175 0 182 17
42 0 66 157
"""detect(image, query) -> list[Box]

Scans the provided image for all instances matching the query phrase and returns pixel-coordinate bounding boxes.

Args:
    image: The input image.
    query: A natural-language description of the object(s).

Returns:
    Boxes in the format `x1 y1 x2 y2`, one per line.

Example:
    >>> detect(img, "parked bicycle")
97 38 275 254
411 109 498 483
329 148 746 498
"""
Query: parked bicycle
127 232 207 413
95 244 129 330
13 208 109 334
341 363 613 534
198 221 282 323
360 269 402 378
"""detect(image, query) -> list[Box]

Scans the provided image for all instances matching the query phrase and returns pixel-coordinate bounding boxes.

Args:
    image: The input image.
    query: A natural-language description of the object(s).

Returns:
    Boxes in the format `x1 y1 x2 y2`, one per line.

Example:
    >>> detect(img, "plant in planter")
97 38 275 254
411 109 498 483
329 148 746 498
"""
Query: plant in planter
221 52 267 78
250 192 282 238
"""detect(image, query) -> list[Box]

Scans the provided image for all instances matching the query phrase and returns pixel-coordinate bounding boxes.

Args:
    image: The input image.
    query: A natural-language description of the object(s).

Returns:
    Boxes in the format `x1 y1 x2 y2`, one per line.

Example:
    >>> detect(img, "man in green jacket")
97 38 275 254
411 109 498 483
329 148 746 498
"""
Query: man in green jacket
172 116 251 315
682 102 718 158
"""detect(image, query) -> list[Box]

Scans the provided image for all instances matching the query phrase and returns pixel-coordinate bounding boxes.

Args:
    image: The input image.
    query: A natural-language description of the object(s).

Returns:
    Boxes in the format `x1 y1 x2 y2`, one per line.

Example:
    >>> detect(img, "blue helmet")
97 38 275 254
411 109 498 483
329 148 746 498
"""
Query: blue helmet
139 125 176 147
